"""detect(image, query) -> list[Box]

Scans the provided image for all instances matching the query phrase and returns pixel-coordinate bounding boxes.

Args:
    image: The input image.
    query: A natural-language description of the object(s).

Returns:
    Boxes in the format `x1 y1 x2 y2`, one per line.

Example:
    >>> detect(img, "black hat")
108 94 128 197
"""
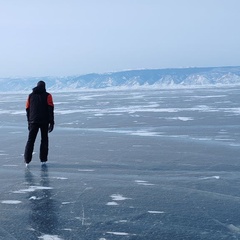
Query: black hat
37 81 46 88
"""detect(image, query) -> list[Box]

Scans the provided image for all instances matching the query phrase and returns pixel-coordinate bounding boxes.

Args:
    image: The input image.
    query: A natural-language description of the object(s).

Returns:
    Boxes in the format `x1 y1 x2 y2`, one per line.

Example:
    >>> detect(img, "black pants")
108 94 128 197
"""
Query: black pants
24 123 49 163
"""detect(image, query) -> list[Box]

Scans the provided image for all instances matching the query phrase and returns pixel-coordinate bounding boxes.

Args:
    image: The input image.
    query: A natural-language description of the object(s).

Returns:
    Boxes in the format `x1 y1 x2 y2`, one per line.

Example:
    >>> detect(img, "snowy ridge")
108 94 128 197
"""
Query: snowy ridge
1 66 240 92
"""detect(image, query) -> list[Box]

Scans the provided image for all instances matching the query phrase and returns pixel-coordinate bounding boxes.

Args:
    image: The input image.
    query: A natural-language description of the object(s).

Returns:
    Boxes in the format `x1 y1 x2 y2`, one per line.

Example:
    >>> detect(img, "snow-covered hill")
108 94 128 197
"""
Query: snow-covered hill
1 66 240 92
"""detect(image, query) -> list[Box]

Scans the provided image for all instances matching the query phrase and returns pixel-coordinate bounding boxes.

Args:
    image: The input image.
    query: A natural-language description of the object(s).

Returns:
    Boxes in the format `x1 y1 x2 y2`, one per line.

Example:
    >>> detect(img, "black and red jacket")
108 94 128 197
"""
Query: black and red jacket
26 85 54 124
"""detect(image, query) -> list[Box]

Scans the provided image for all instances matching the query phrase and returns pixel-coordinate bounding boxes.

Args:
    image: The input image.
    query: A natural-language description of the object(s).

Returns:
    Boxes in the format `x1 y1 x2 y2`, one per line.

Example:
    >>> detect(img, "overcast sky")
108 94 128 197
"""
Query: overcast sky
0 0 239 77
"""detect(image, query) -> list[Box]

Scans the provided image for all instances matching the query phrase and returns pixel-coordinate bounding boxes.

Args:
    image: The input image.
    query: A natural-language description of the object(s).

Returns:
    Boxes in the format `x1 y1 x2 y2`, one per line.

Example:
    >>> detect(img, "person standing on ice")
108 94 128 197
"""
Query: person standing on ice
24 81 54 166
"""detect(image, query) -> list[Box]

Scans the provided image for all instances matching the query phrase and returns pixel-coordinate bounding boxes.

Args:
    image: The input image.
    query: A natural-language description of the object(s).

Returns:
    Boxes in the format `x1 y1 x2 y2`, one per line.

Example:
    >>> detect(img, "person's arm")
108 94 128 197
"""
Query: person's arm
47 94 54 132
26 96 30 121
26 96 30 130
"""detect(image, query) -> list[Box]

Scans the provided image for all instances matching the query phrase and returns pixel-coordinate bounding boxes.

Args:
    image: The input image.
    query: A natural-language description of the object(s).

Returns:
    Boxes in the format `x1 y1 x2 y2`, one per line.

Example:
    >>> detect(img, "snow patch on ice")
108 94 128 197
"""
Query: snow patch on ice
110 194 131 201
114 220 128 223
93 128 162 137
56 109 86 115
135 180 147 183
138 183 155 186
135 180 155 186
200 176 220 180
62 228 72 231
167 117 194 121
13 186 53 194
229 143 240 147
29 196 43 200
106 201 119 206
106 232 135 236
52 177 68 180
1 200 22 204
148 210 165 214
62 202 73 205
107 194 131 205
227 224 240 233
78 169 95 172
3 164 18 167
193 137 212 141
130 131 159 137
38 234 63 240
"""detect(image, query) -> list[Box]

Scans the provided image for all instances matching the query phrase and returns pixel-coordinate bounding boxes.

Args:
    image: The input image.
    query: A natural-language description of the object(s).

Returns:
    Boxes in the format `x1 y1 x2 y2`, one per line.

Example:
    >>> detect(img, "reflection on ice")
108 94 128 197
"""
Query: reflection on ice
24 167 61 239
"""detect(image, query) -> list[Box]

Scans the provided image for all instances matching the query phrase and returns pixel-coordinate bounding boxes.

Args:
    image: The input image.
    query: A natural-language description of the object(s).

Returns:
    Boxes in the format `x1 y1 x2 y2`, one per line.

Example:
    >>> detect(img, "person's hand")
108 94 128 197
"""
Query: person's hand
48 123 54 133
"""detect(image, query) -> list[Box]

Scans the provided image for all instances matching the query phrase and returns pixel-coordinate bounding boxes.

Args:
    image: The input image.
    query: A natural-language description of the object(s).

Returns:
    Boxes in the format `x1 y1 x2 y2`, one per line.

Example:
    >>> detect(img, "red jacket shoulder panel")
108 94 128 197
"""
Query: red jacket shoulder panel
26 96 30 109
47 94 54 107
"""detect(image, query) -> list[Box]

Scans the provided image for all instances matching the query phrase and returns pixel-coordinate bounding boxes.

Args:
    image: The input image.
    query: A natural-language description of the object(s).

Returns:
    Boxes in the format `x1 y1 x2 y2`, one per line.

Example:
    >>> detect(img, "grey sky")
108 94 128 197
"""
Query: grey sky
0 0 239 77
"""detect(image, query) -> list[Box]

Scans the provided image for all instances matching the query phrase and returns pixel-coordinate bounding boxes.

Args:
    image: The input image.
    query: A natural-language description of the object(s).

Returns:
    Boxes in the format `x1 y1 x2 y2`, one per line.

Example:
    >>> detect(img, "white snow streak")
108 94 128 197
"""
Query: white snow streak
1 200 22 204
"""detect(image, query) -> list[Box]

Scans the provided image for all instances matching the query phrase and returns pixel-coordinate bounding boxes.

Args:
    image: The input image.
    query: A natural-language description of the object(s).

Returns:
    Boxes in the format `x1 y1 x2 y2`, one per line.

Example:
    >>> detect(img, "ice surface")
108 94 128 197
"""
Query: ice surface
0 86 240 239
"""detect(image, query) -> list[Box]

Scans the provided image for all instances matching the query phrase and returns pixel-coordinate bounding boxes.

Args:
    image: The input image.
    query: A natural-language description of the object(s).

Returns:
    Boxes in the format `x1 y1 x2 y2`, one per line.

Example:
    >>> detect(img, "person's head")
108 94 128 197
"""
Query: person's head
37 81 46 88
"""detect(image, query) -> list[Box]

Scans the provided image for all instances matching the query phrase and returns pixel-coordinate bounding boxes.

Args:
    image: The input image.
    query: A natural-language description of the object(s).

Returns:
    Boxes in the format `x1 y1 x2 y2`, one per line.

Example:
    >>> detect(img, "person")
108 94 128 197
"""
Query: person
24 81 54 166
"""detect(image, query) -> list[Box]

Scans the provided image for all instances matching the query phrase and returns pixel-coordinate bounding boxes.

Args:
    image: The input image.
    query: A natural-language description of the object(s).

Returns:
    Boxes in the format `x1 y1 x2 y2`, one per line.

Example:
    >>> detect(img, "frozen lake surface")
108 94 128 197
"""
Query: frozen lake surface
1 86 240 239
